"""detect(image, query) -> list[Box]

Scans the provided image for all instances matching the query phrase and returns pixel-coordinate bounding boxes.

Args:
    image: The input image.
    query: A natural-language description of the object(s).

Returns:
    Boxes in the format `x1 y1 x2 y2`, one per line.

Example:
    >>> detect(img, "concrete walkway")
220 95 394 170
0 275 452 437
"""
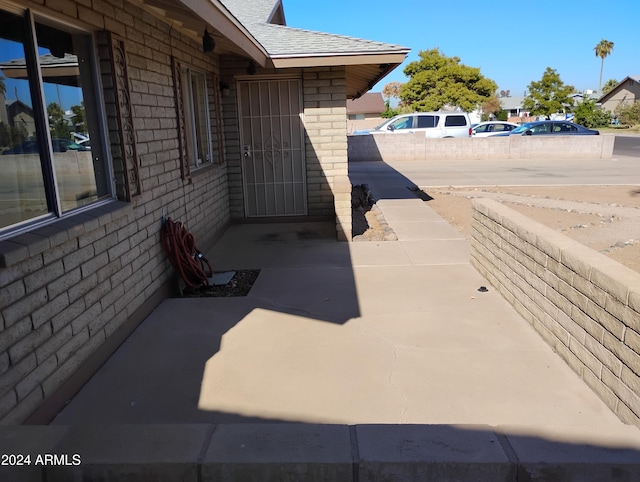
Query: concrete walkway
50 172 638 428
24 160 639 479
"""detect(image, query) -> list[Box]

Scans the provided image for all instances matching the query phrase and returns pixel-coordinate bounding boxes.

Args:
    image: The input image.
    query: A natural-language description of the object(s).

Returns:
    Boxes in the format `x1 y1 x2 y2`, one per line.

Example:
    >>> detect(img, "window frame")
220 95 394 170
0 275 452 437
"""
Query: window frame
0 6 114 240
181 66 213 171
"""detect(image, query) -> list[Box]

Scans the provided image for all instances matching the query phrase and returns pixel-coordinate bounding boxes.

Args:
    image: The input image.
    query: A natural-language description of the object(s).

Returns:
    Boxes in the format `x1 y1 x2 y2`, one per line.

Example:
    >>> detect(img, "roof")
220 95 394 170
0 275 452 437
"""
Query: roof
347 92 385 115
499 96 525 110
218 0 409 98
597 75 640 103
0 54 80 87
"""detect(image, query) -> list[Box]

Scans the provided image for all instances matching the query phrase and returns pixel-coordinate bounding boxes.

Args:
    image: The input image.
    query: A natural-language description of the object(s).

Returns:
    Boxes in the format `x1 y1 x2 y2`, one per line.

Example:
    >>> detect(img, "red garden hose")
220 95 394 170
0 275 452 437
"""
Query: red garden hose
160 217 213 291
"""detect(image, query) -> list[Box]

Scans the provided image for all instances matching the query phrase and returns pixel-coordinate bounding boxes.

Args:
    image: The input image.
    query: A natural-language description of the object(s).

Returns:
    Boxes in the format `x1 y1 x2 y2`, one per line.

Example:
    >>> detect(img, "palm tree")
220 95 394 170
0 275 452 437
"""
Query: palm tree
594 39 614 94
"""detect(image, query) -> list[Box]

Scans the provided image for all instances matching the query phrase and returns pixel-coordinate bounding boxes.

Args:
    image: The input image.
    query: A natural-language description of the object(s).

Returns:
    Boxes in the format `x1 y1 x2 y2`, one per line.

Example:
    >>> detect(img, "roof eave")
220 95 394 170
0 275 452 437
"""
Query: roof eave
271 51 409 68
177 0 271 66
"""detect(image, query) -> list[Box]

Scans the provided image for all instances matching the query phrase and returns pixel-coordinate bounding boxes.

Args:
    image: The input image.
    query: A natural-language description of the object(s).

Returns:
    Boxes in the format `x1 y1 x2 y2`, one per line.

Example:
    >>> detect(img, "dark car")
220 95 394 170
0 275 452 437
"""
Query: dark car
2 138 90 154
499 121 599 136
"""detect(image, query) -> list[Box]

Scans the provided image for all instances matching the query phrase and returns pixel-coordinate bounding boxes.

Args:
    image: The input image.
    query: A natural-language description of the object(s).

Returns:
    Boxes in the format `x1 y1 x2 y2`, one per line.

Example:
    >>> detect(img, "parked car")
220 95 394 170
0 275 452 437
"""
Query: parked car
472 121 519 137
2 138 91 154
353 112 472 138
495 121 599 137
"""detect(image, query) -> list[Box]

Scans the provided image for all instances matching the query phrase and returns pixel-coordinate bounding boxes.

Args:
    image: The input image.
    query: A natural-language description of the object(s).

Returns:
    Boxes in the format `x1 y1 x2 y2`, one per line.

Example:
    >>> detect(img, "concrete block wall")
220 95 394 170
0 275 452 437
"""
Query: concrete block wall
0 0 230 423
302 67 350 240
470 198 640 428
348 133 615 161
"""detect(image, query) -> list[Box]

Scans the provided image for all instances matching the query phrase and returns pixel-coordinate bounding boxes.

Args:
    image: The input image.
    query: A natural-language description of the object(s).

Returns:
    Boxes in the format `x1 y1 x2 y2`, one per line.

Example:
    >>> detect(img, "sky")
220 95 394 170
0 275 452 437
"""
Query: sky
283 0 640 97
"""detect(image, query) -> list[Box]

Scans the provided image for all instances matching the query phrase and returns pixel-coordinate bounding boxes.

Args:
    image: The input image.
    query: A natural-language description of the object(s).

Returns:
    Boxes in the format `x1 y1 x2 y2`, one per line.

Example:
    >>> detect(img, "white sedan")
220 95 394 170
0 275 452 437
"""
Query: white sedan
472 121 519 137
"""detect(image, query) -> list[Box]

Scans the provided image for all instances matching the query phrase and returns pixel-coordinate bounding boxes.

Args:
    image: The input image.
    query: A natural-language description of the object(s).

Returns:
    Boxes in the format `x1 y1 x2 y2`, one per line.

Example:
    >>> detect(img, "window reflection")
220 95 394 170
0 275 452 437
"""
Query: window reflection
0 9 110 232
0 11 48 228
34 21 108 211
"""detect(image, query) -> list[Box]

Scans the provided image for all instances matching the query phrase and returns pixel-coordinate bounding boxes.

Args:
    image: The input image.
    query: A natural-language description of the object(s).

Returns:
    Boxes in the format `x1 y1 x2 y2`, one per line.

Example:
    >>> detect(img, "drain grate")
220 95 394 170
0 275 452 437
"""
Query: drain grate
181 270 260 298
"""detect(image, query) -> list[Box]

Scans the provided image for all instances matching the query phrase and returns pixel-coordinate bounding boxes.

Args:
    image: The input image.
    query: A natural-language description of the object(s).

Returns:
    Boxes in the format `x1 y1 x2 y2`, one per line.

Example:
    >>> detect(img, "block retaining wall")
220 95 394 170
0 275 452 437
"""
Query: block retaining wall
470 198 640 427
348 133 615 161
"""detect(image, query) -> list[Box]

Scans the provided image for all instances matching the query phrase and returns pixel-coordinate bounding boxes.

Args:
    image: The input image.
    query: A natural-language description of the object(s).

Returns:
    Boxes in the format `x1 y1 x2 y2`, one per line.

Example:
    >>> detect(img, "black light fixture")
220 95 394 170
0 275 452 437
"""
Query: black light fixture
202 29 215 53
247 61 257 75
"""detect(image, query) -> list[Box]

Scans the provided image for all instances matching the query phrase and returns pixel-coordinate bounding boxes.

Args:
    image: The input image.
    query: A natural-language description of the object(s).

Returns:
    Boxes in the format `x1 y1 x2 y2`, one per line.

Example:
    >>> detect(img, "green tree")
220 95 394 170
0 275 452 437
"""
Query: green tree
70 103 86 134
573 99 610 128
399 48 497 112
523 68 574 116
602 78 618 95
594 39 614 93
47 102 71 139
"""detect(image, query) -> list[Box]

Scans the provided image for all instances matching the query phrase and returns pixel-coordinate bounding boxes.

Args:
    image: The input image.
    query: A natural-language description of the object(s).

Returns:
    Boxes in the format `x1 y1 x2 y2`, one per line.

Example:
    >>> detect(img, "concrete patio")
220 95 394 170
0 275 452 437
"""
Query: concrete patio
4 158 640 480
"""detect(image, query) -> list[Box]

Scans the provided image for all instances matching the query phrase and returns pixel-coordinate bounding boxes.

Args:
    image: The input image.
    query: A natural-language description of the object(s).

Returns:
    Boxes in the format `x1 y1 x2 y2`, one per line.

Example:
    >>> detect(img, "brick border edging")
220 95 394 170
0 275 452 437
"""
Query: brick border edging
470 198 640 427
2 423 640 481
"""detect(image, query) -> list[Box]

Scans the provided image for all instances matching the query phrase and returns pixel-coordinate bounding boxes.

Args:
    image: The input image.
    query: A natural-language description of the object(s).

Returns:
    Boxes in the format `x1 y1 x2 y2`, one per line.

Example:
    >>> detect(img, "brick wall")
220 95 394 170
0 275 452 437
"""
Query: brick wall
302 67 349 240
0 0 229 423
348 134 615 161
470 198 640 427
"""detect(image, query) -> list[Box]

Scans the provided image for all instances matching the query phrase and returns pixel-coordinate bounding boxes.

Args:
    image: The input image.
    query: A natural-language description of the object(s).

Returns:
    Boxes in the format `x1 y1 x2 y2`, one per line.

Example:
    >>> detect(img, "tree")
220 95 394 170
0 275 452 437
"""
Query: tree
594 39 614 93
616 101 640 126
573 99 610 128
47 102 71 139
602 78 618 95
522 68 574 116
70 103 86 134
399 48 497 112
382 81 403 102
481 96 502 120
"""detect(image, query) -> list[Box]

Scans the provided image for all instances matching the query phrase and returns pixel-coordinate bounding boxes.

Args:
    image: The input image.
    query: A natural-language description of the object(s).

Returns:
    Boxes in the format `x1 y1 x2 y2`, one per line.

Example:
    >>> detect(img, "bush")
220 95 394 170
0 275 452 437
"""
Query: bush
573 100 610 128
616 101 640 126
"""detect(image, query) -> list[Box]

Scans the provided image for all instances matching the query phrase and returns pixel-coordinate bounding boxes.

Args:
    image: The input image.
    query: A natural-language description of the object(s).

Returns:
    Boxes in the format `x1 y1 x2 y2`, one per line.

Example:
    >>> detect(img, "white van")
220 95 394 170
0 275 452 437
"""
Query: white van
355 112 472 138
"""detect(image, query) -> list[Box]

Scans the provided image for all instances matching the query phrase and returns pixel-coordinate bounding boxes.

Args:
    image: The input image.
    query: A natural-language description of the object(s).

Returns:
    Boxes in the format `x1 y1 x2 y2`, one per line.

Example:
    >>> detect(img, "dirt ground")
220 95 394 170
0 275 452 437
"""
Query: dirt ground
354 184 640 274
421 185 640 274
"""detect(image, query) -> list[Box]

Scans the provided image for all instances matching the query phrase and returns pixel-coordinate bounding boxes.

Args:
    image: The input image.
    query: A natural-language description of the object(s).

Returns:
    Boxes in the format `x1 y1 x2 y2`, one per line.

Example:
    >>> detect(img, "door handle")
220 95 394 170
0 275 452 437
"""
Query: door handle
243 145 251 157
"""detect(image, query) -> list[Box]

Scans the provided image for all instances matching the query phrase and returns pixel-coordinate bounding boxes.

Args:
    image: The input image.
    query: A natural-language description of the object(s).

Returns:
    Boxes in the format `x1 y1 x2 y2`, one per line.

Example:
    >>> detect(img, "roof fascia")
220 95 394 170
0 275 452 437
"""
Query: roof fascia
271 51 409 68
177 0 270 66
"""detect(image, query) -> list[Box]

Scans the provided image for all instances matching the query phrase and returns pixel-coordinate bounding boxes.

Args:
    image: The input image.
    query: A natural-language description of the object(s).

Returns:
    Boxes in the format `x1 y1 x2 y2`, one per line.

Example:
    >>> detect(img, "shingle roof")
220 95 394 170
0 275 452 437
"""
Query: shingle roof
220 0 408 58
347 92 385 114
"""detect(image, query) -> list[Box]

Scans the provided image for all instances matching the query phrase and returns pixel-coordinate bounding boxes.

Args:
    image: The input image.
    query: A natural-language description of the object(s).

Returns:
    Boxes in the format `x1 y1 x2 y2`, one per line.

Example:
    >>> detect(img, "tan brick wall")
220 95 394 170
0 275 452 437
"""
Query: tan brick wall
0 0 229 423
303 67 349 240
470 198 640 427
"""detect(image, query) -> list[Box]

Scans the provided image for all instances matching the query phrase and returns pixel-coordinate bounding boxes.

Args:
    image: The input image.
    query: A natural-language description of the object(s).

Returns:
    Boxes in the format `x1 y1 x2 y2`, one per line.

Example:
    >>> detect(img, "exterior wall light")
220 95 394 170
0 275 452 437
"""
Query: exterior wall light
202 29 215 53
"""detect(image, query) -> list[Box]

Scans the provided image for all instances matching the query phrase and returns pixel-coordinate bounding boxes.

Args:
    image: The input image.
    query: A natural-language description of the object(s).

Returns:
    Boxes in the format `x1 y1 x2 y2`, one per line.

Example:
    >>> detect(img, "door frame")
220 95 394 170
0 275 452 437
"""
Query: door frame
236 75 307 217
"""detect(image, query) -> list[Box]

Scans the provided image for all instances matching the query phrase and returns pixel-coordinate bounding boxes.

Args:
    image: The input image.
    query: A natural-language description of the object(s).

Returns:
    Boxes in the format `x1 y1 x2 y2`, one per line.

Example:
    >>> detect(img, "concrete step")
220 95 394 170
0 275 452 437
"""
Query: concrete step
2 423 640 481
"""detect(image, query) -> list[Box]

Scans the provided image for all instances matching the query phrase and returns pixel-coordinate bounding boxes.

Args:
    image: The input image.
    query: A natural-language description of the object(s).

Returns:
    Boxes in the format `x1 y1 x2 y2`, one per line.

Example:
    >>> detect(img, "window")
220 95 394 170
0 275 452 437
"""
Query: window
389 116 413 130
0 9 110 234
416 115 438 128
444 115 468 127
181 67 212 169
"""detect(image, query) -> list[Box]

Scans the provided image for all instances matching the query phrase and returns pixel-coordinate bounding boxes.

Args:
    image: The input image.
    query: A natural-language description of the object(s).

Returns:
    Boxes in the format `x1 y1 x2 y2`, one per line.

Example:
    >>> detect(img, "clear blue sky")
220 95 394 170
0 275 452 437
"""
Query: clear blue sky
284 0 640 96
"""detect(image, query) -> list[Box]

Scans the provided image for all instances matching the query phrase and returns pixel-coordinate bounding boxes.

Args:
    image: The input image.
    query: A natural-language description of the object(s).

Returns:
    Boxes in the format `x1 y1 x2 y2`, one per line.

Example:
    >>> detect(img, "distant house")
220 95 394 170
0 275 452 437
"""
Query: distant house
597 75 640 114
346 92 385 133
5 99 36 138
